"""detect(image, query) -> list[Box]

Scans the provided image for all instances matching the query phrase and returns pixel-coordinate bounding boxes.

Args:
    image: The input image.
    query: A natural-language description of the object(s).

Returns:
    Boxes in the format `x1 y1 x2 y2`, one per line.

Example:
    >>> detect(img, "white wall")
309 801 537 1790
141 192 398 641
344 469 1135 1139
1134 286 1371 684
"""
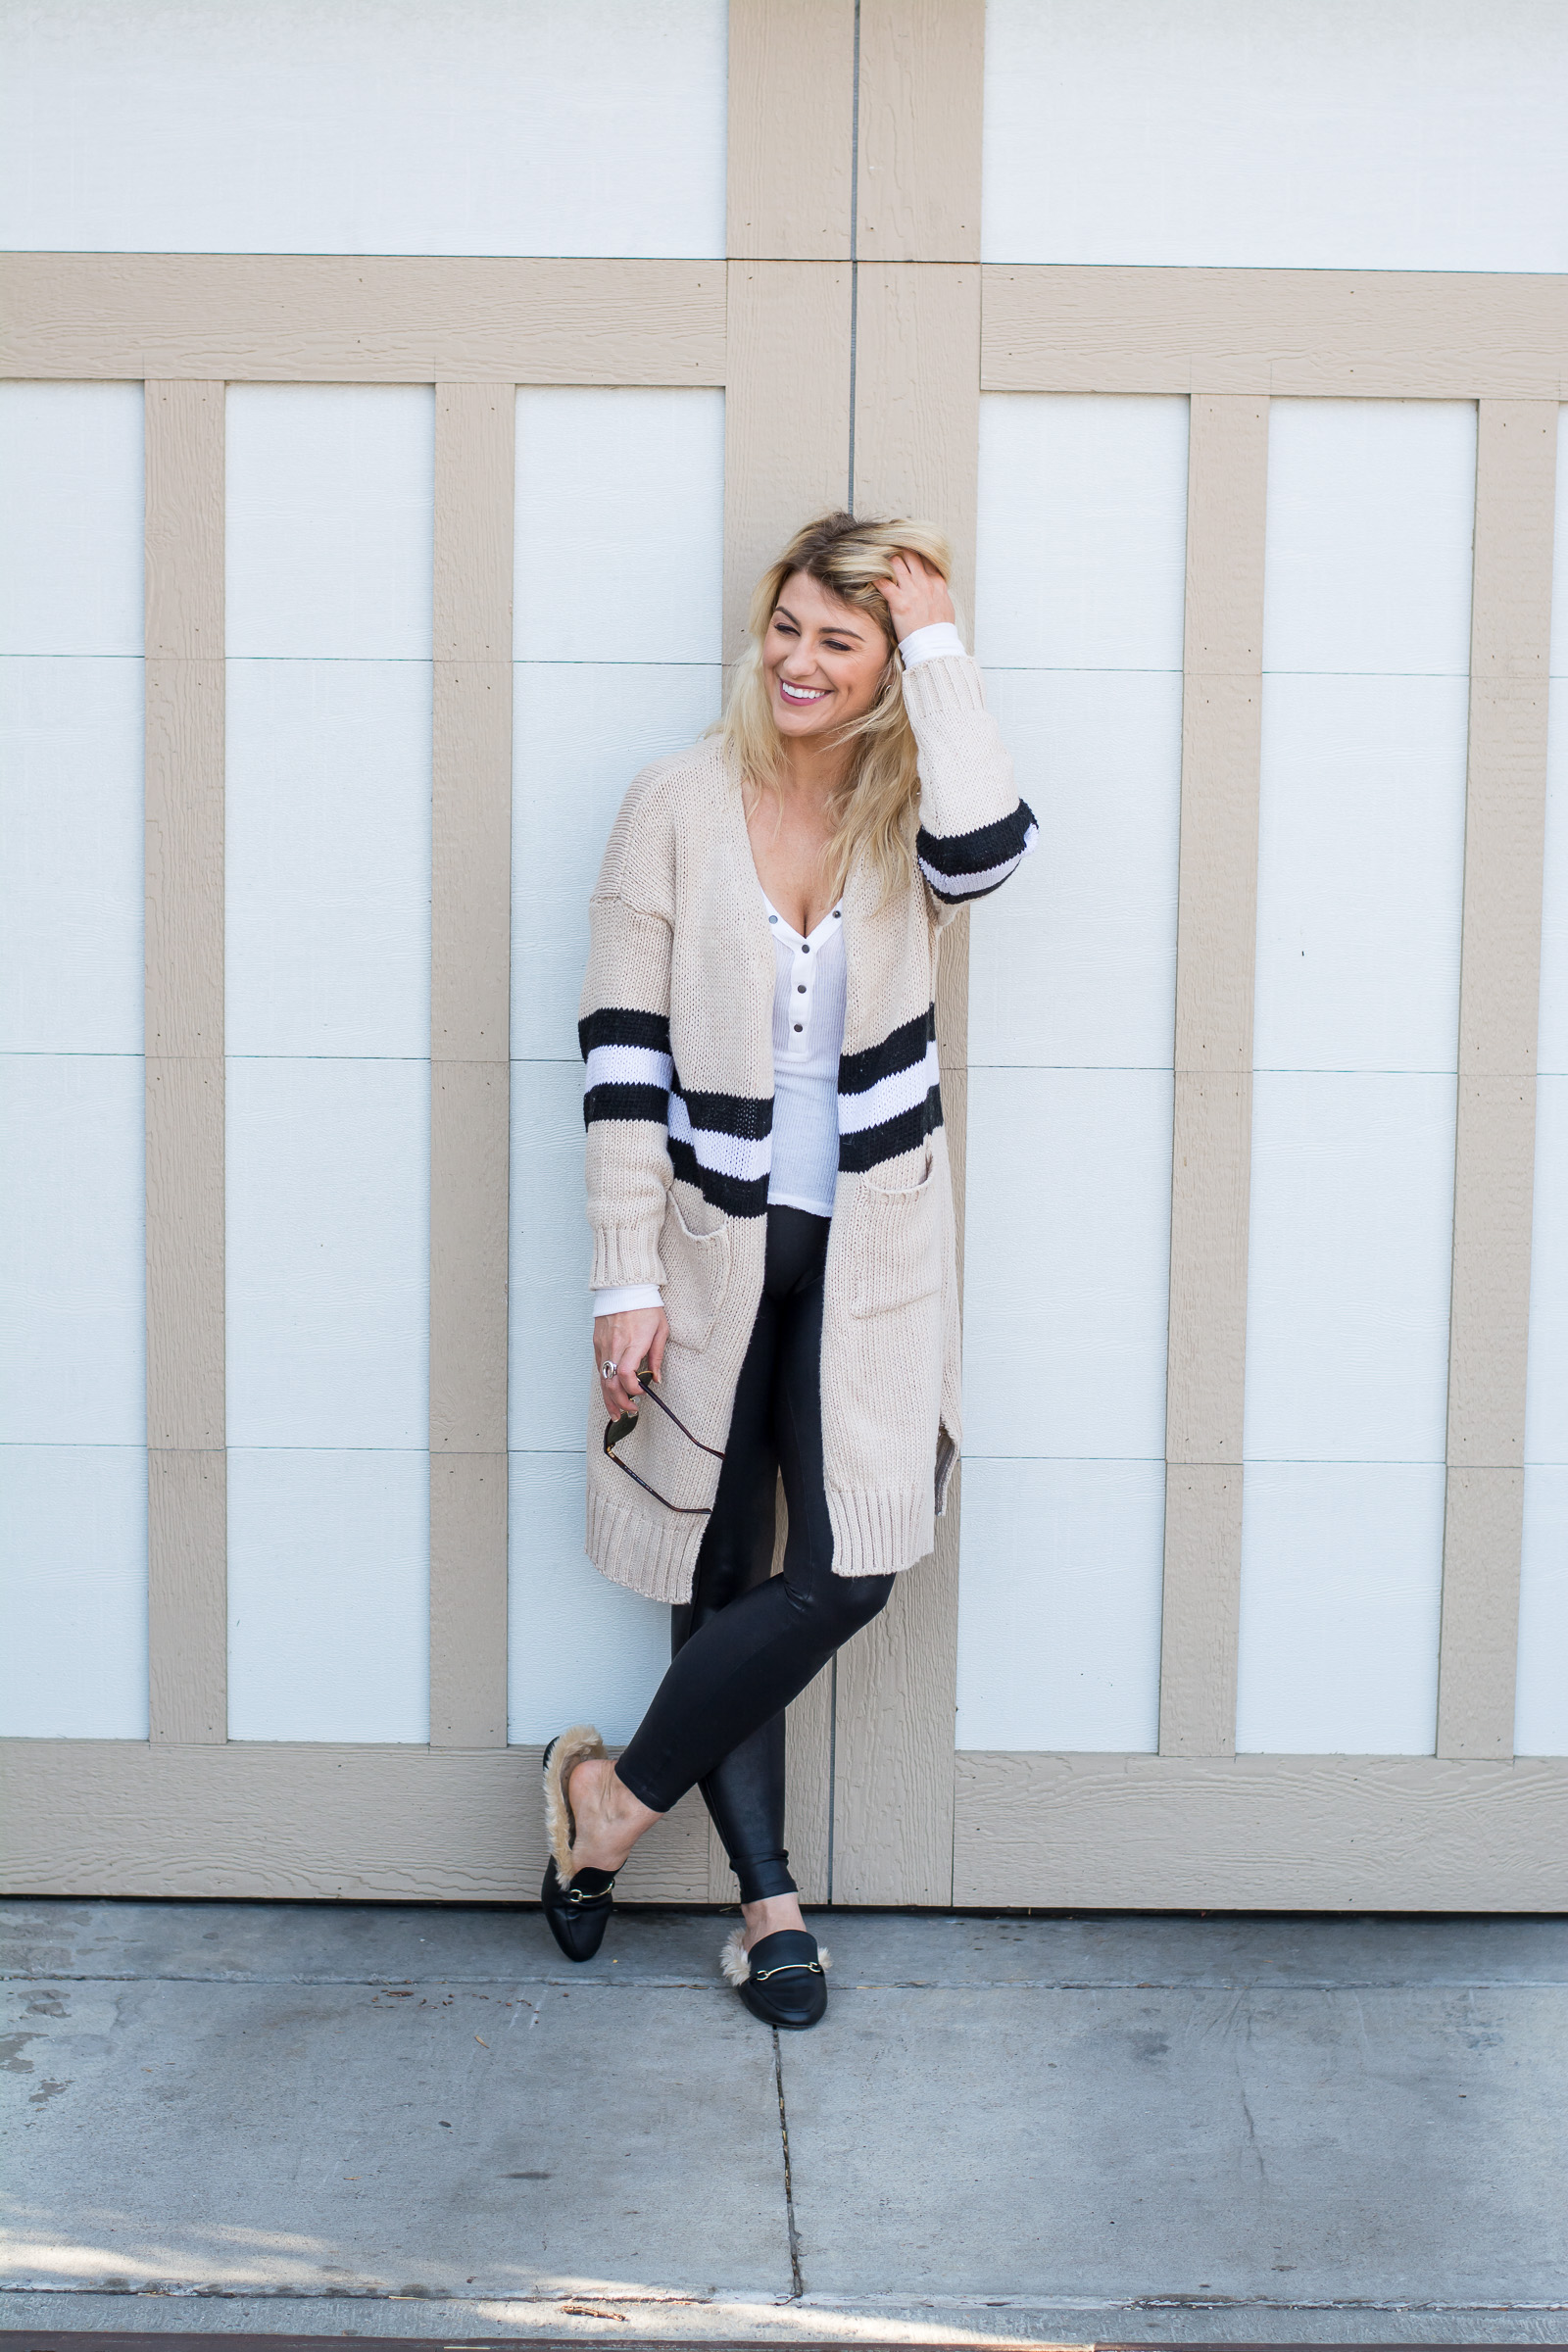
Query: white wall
0 0 726 259
0 383 148 1739
224 385 432 1744
983 0 1568 270
958 394 1186 1752
508 387 724 1744
1237 401 1474 1756
1518 408 1568 1757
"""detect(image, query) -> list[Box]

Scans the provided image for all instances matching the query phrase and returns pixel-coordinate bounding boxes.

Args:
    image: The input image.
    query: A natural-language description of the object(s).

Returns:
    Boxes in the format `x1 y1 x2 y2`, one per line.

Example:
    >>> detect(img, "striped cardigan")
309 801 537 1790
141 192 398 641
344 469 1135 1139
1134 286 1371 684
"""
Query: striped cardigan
578 652 1033 1600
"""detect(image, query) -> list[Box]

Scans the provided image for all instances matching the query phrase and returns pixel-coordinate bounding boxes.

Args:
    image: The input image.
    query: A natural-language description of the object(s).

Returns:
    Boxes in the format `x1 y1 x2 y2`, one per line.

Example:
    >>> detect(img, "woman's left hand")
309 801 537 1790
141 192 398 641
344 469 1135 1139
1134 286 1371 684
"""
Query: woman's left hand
881 548 956 642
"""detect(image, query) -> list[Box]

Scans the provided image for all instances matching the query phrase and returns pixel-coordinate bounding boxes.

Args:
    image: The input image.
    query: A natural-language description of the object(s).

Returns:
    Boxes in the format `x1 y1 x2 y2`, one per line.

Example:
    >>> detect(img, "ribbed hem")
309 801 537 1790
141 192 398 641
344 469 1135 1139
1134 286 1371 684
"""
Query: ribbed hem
900 652 986 721
590 1222 667 1293
586 1482 707 1604
826 1484 933 1579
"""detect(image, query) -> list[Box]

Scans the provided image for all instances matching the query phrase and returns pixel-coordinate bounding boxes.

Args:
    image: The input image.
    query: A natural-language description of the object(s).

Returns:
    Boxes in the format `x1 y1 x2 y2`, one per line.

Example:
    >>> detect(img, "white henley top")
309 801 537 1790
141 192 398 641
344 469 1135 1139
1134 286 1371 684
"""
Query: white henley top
592 618 964 1321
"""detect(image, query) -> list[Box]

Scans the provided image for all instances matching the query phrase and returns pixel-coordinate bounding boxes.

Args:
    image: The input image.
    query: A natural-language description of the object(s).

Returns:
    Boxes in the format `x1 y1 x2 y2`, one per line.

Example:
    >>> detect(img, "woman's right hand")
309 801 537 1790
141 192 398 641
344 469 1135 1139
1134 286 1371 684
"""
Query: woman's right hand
593 1306 669 1419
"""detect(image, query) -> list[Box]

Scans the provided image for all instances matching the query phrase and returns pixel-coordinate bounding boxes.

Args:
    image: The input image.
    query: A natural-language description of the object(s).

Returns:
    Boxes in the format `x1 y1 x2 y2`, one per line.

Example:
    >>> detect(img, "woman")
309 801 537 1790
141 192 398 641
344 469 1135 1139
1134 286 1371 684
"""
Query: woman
541 513 1033 2030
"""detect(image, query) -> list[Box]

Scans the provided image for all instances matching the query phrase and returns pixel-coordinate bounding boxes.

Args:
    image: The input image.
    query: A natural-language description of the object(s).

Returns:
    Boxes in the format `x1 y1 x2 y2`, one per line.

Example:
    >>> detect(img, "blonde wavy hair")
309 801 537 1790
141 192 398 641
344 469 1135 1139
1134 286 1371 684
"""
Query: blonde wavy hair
715 511 954 905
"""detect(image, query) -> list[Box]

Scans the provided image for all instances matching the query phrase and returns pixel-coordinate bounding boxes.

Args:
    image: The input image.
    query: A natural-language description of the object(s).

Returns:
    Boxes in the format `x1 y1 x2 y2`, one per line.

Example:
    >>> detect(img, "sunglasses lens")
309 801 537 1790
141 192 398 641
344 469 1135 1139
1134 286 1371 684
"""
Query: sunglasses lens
604 1408 638 1453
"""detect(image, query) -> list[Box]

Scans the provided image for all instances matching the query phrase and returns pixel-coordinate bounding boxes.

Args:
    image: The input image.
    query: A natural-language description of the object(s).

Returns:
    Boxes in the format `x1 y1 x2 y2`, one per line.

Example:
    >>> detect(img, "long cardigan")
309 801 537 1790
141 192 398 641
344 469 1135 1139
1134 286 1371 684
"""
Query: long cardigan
577 652 1033 1602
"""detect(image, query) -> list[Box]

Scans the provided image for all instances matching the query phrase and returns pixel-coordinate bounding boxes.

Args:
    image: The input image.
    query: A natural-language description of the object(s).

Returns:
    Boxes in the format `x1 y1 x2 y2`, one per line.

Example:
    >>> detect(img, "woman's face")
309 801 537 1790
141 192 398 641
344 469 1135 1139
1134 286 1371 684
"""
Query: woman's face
761 569 891 742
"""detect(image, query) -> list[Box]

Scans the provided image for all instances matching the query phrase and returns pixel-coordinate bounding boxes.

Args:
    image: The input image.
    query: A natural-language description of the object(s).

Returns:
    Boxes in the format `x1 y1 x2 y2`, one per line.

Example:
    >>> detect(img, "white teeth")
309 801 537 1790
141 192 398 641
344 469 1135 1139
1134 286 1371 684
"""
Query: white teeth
780 682 828 703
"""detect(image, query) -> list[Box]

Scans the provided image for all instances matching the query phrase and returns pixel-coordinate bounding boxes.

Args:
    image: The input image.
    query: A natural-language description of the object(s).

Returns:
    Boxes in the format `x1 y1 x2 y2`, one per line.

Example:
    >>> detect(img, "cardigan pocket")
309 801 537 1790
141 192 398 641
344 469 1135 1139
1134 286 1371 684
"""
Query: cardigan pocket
660 1188 733 1352
848 1154 941 1319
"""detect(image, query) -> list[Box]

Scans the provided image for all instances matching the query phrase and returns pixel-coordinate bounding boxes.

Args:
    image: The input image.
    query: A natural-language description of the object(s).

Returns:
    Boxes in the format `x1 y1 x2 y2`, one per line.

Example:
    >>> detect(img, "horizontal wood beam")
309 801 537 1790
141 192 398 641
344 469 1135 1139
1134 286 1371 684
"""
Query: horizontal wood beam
0 256 726 383
0 1742 710 1903
983 265 1568 397
956 1749 1568 1909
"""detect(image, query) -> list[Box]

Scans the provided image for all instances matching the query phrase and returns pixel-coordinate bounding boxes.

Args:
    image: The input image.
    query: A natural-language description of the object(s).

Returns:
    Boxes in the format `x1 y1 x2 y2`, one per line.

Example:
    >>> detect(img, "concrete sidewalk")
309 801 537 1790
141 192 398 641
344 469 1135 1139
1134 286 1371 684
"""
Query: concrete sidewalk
3 1901 1566 2346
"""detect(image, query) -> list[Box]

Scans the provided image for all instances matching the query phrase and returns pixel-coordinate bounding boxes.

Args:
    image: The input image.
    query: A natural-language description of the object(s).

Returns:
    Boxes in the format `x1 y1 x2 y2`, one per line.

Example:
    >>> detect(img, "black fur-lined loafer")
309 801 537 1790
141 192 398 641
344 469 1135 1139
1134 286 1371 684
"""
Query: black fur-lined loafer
540 1727 614 1963
721 1925 830 2029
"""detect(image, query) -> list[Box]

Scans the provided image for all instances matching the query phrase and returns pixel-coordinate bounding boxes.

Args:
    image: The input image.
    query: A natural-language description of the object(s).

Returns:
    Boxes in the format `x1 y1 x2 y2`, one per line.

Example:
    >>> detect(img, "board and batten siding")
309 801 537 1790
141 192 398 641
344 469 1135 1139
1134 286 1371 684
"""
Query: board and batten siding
2 0 1566 1908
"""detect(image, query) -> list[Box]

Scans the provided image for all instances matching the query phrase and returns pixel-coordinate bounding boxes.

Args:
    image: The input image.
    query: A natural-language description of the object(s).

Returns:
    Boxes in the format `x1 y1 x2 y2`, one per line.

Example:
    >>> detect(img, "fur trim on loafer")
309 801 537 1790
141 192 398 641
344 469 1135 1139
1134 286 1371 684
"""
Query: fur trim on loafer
542 1724 607 1885
719 1925 832 1985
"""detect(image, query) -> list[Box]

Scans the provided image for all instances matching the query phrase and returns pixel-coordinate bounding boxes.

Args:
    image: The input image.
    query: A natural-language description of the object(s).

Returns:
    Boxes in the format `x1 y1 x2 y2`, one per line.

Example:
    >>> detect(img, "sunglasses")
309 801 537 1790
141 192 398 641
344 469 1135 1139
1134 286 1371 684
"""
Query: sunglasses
603 1366 725 1513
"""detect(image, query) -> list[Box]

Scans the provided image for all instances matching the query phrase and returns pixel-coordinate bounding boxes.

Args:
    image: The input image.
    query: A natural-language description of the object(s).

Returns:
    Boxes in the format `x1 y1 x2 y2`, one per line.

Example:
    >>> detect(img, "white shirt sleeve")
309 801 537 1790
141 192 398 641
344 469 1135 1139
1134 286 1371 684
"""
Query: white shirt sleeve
898 619 966 668
592 1283 664 1319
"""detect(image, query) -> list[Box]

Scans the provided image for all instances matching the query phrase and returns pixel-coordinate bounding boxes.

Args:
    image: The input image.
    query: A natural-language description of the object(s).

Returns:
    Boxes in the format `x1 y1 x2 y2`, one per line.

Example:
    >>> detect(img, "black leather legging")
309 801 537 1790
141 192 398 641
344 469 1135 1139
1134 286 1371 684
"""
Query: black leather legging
614 1204 894 1899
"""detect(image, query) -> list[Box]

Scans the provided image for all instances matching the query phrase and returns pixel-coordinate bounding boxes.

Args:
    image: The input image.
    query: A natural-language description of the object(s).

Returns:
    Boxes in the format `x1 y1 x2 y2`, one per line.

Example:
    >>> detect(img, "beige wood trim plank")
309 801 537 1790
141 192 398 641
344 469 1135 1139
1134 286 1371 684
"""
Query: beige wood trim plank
856 0 985 264
981 267 1568 398
954 1749 1568 1910
1159 395 1269 1760
0 1741 710 1902
430 1453 509 1749
852 265 982 624
0 257 726 384
147 1451 227 1745
722 262 853 665
828 263 982 1904
144 381 226 1745
1438 399 1557 1763
429 386 514 1748
727 0 854 262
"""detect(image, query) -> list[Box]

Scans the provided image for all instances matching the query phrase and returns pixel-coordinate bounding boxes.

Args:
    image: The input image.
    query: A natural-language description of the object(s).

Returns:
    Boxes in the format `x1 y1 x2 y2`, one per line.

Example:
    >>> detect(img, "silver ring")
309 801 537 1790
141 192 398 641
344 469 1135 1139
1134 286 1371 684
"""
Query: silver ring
601 1360 618 1382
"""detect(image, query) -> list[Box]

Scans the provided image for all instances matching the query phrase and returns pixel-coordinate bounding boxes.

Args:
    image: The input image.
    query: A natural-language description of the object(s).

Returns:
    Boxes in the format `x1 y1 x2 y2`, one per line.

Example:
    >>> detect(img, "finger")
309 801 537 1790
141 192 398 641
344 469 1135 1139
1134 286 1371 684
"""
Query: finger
647 1319 667 1384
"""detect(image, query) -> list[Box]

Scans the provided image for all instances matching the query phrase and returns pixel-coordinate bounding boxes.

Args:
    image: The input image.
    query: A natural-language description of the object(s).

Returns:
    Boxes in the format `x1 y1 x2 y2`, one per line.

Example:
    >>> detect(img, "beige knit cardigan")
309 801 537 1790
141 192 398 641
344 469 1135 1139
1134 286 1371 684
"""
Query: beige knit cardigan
578 652 1034 1602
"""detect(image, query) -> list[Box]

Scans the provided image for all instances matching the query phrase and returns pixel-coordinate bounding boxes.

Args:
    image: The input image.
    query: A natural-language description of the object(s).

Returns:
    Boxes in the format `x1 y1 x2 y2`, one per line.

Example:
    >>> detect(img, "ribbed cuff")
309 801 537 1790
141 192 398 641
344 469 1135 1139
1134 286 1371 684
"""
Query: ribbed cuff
589 1223 667 1292
825 1485 933 1579
900 651 987 719
898 620 966 668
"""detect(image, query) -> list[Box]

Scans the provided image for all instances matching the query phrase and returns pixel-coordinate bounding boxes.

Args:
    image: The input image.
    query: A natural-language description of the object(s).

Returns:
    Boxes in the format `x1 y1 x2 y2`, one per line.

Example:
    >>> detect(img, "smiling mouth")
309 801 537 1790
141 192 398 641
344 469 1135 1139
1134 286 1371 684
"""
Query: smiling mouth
778 681 829 705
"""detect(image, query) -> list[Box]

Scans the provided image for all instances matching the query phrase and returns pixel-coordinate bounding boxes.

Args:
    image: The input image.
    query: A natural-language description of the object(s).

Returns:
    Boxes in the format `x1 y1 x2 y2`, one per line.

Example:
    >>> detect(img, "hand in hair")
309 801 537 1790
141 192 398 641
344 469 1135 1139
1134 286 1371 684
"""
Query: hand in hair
880 548 956 643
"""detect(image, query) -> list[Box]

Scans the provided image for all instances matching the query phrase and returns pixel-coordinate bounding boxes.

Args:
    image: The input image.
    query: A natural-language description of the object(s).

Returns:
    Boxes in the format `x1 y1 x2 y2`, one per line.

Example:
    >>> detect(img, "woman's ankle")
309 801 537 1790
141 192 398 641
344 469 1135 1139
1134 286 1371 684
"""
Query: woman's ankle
567 1757 660 1871
741 1891 806 1947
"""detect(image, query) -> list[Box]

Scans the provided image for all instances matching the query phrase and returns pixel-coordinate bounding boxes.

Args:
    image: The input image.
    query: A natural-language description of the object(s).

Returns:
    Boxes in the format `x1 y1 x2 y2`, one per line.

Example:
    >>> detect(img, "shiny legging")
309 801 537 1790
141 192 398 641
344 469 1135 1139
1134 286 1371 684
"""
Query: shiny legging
614 1204 895 1899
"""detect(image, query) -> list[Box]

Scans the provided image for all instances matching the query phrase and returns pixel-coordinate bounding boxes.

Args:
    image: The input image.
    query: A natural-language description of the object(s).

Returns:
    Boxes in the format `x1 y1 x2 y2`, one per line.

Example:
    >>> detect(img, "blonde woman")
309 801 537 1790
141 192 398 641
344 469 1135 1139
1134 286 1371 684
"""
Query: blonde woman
541 513 1033 2029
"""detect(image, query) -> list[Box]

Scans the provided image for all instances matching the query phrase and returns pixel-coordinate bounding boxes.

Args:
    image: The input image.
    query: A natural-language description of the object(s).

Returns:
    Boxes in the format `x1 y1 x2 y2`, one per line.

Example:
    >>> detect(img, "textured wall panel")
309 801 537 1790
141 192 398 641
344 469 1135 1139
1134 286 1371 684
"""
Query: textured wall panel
963 1067 1173 1462
514 389 724 664
226 386 434 660
960 392 1184 1751
507 1450 671 1746
1237 1464 1445 1755
0 1054 146 1446
226 661 432 1059
0 382 144 656
226 1449 430 1743
512 663 721 1064
0 1446 149 1739
0 660 143 1054
1 0 726 260
956 1459 1164 1751
982 1 1568 271
1241 399 1475 1755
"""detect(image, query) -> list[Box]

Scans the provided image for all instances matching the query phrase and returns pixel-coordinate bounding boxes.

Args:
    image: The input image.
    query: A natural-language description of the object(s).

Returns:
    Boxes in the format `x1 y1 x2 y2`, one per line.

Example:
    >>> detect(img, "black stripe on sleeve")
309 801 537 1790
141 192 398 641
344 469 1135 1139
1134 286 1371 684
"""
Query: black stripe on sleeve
673 1085 773 1140
915 799 1037 879
668 1139 770 1218
837 1004 937 1101
578 1005 672 1060
837 1085 945 1174
582 1082 671 1130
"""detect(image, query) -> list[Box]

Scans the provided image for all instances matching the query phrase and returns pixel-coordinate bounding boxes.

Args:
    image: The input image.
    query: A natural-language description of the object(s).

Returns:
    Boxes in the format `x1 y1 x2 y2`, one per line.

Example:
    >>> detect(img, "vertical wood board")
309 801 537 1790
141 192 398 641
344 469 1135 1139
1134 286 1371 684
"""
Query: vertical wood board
429 386 514 1749
144 383 226 1743
722 262 853 664
1159 397 1268 1759
856 0 985 264
1438 400 1558 1761
726 0 855 261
